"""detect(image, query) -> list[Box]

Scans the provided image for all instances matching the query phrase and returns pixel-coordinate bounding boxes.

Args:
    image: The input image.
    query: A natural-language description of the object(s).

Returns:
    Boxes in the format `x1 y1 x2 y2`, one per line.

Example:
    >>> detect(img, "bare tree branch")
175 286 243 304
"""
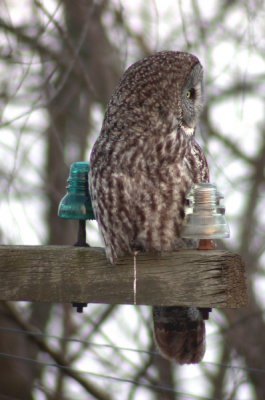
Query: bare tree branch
2 302 113 400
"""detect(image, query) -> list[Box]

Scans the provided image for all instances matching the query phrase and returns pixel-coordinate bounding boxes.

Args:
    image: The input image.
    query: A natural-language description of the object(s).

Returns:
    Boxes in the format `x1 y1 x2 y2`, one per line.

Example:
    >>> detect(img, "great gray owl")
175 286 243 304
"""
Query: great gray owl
89 51 209 364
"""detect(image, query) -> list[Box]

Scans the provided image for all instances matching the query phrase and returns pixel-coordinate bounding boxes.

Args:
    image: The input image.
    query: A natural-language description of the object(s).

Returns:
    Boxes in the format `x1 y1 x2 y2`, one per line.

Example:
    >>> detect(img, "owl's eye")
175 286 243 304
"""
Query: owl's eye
186 88 196 99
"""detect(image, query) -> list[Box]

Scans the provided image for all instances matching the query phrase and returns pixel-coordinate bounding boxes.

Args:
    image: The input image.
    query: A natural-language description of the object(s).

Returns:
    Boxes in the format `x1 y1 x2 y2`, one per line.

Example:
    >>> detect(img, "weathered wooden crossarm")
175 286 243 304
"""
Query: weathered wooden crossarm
0 245 247 308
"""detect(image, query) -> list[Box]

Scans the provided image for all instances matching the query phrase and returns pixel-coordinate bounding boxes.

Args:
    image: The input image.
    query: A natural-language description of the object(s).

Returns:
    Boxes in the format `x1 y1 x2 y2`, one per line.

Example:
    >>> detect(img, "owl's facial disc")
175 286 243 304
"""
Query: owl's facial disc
181 63 203 130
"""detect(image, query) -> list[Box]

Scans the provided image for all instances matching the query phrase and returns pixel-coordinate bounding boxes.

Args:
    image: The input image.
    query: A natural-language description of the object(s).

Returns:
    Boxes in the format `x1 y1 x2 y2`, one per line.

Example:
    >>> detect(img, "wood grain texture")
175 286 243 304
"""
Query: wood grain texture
0 245 247 308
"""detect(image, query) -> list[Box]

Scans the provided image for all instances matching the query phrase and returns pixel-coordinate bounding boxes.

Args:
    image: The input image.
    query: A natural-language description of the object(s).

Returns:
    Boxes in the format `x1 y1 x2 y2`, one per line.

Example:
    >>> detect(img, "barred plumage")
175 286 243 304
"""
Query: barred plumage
89 51 209 364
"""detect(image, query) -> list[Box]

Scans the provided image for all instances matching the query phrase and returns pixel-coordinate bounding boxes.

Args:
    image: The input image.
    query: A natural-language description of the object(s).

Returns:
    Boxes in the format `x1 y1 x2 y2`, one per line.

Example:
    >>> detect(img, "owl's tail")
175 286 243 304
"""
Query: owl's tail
152 306 205 364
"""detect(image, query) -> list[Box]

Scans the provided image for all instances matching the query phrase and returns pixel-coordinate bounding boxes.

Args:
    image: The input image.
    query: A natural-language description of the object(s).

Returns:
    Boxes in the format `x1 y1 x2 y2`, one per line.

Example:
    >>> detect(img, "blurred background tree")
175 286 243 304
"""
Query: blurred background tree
0 0 264 399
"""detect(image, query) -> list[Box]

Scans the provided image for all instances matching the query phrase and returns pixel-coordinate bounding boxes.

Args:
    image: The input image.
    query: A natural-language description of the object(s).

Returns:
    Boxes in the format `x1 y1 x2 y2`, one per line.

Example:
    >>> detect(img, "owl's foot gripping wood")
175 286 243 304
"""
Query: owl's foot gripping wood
153 306 205 364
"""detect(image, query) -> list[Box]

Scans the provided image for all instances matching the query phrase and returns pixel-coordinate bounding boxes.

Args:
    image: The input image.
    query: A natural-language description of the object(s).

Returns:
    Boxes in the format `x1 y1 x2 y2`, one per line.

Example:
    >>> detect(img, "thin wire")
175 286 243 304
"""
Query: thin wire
0 326 155 355
201 361 265 376
0 352 220 400
1 326 265 377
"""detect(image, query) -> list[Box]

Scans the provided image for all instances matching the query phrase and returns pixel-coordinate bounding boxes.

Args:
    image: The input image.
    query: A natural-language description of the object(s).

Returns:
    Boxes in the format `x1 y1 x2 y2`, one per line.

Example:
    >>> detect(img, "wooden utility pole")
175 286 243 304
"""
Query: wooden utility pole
0 245 247 308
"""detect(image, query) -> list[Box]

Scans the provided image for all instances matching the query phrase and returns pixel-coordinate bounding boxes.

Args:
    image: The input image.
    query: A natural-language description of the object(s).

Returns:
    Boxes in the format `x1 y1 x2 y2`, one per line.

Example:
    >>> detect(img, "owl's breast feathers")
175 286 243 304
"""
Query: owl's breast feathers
89 126 209 262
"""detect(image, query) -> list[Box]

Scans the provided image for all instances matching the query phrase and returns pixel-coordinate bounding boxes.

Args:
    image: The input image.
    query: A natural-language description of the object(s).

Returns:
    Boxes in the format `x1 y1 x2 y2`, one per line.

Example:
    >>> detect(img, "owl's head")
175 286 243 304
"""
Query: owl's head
103 51 204 138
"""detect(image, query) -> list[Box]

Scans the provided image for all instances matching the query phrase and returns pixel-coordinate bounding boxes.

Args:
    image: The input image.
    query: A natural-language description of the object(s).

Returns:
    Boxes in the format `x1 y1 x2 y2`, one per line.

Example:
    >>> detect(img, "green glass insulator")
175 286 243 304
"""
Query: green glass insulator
58 162 95 220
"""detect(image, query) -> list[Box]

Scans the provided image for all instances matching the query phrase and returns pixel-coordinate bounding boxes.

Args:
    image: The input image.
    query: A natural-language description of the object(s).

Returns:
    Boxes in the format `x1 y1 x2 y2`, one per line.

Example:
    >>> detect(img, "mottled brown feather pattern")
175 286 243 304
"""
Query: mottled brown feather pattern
89 51 209 364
